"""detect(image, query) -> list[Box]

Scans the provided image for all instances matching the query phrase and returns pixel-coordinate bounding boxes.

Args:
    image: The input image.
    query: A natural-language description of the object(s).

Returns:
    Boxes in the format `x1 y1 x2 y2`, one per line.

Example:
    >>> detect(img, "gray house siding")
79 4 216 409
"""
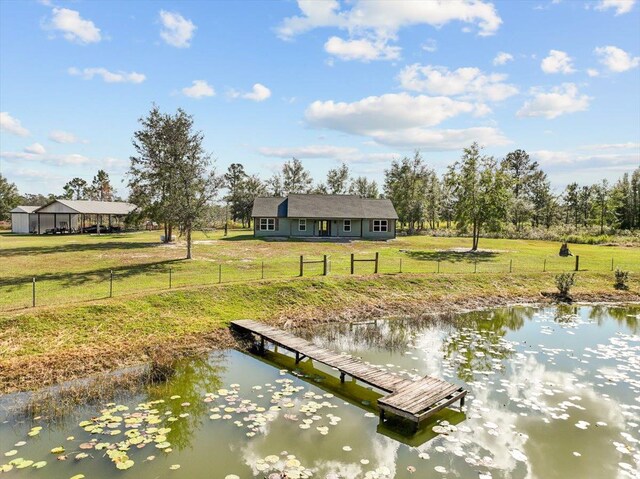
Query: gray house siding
254 217 395 239
253 217 291 237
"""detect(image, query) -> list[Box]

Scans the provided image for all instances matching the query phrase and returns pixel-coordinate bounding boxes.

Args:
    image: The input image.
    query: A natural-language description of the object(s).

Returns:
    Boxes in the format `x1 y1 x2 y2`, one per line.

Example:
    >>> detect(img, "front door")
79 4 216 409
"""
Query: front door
318 220 330 237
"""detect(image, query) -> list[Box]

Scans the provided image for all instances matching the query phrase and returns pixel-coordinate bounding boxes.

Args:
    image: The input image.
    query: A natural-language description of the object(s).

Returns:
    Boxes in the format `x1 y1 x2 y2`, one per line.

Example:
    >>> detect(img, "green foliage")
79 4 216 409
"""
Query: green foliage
326 163 350 194
555 272 576 297
0 173 20 221
282 157 313 194
349 176 379 198
614 269 629 290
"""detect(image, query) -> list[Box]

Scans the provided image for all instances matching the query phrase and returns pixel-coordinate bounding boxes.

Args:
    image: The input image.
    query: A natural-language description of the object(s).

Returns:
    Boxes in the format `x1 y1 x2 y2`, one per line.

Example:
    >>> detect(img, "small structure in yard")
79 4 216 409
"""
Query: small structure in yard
10 199 137 234
251 194 398 240
559 242 573 257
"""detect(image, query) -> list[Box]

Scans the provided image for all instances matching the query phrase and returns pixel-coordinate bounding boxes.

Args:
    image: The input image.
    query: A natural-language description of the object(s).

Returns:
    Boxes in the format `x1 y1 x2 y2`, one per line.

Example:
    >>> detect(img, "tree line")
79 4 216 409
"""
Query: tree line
1 105 638 257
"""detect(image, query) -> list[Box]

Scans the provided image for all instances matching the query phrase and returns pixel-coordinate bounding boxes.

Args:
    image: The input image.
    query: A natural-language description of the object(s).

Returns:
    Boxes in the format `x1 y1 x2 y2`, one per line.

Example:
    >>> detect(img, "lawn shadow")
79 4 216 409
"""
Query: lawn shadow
0 240 162 258
402 249 499 263
0 258 184 289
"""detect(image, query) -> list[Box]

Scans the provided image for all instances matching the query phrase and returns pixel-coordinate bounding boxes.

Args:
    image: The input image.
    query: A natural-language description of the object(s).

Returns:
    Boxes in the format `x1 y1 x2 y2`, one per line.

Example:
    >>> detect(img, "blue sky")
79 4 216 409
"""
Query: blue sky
1 0 639 197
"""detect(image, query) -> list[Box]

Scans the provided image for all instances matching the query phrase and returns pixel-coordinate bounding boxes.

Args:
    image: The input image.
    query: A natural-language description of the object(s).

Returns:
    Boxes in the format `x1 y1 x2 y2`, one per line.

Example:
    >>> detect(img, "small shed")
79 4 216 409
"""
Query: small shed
10 206 39 234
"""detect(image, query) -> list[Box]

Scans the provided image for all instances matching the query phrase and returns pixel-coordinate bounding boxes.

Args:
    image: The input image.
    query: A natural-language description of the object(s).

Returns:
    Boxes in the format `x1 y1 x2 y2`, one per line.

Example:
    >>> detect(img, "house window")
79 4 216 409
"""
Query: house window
343 219 351 232
373 220 388 232
260 218 275 231
299 219 306 231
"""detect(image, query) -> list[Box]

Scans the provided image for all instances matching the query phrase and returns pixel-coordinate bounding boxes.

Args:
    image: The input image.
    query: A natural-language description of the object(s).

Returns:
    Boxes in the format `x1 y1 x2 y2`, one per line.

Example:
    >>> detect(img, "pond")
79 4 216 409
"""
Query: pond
1 304 639 478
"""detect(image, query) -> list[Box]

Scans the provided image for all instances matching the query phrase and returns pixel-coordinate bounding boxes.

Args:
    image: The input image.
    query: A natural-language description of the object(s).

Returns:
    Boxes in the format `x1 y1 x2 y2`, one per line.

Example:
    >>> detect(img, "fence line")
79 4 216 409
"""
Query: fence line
0 252 633 312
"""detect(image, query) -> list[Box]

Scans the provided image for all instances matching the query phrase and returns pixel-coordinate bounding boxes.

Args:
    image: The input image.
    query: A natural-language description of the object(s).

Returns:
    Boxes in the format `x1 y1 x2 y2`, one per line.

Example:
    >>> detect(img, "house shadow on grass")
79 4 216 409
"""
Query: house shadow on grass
402 249 498 263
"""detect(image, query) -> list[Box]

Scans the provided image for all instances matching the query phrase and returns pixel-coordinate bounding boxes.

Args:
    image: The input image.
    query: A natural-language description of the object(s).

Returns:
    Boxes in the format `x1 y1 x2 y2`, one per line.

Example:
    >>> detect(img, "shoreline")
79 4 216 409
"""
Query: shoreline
1 273 638 395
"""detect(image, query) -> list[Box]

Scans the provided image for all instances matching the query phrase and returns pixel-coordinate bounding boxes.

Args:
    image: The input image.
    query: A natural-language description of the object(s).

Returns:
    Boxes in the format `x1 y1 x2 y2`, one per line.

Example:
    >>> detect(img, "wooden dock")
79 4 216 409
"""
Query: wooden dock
231 319 466 426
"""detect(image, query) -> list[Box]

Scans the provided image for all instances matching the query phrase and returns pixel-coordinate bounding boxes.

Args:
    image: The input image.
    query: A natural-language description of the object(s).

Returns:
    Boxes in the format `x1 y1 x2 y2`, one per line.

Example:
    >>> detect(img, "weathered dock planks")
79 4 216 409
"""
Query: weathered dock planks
231 319 467 426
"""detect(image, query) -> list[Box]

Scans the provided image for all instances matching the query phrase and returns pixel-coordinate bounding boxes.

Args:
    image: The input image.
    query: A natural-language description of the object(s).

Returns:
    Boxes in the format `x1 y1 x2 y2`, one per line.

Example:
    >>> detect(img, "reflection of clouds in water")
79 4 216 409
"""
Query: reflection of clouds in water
412 331 448 377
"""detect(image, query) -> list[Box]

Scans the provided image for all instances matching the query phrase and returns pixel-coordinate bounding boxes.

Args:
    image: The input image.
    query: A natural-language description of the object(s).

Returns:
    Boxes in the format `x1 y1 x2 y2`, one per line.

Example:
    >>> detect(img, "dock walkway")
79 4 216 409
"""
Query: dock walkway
231 319 466 425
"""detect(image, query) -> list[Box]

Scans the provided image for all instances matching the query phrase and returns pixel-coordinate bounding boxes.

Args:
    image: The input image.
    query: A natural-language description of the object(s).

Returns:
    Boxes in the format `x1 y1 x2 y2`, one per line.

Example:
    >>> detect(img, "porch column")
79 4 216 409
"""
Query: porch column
69 213 72 233
37 214 41 234
54 213 57 233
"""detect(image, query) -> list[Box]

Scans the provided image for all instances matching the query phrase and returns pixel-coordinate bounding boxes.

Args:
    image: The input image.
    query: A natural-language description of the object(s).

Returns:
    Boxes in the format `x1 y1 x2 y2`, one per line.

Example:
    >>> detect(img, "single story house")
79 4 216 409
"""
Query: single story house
251 194 398 240
10 199 137 234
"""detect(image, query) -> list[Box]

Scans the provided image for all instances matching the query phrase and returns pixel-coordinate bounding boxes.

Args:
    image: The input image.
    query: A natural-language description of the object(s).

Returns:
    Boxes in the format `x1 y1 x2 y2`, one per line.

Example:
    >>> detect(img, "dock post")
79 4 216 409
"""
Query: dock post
374 252 379 274
350 254 355 274
575 255 580 272
300 255 304 277
379 409 385 421
295 351 300 364
340 371 345 383
260 337 265 354
460 395 465 409
32 277 36 307
323 255 328 276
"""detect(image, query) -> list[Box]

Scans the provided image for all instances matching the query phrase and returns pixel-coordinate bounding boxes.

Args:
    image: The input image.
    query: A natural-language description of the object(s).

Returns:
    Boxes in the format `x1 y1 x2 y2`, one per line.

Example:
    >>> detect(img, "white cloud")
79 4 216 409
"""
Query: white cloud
421 38 437 52
398 64 518 102
0 150 91 166
594 0 636 15
581 142 640 150
24 143 46 154
68 67 146 84
306 93 479 132
594 45 640 72
182 80 215 99
532 148 639 166
304 92 508 150
241 83 272 102
159 10 196 48
48 8 101 44
587 68 600 77
0 112 30 137
517 83 591 119
277 0 502 39
324 36 401 61
541 50 576 74
48 130 81 144
258 145 358 158
493 52 514 66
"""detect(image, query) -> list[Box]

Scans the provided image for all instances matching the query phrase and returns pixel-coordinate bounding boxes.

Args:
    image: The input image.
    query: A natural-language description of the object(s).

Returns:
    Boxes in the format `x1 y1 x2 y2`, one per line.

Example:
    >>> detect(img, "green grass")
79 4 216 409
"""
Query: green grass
3 270 638 393
1 229 638 311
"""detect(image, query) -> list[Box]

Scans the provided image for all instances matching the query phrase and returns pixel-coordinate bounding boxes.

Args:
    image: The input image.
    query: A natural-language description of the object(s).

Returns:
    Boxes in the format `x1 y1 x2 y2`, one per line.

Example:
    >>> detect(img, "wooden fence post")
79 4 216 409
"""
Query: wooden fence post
323 255 328 276
374 252 379 274
218 264 222 283
300 255 304 277
399 258 402 273
437 260 440 274
543 259 546 272
110 270 113 298
611 258 614 271
169 267 172 288
575 255 580 272
32 277 36 308
262 261 265 279
509 259 513 273
350 253 355 274
474 260 478 273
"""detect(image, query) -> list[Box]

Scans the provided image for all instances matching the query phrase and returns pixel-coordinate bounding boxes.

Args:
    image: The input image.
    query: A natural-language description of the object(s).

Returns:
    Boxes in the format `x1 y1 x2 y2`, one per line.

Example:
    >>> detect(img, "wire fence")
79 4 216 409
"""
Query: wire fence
0 252 635 312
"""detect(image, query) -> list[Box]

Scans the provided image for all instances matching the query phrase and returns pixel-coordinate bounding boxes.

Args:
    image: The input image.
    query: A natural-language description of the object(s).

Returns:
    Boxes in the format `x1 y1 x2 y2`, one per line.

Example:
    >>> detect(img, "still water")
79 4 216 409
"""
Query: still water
1 304 639 478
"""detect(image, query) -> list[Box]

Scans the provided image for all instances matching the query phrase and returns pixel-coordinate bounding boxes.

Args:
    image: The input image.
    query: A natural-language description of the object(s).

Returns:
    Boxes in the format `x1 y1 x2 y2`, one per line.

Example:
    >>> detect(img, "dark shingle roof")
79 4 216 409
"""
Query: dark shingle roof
251 197 288 217
35 200 137 215
252 194 397 219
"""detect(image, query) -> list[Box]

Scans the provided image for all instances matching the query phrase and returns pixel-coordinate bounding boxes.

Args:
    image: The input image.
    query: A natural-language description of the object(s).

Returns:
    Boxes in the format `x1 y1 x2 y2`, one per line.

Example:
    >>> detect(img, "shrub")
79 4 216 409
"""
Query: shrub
555 272 576 297
614 269 629 290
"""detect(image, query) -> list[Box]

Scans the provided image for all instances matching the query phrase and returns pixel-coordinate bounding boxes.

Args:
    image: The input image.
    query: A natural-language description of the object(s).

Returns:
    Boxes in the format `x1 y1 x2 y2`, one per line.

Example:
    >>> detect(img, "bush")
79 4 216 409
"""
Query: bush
555 272 576 297
614 269 629 290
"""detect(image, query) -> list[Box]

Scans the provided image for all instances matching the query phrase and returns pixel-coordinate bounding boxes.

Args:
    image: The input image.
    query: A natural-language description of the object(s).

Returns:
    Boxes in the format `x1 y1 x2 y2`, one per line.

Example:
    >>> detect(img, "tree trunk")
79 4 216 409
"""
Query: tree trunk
186 227 192 259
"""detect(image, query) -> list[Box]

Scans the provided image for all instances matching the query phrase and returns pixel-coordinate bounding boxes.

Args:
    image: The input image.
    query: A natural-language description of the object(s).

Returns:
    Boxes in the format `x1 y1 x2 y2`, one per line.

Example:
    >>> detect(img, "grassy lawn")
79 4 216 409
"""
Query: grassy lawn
1 229 638 311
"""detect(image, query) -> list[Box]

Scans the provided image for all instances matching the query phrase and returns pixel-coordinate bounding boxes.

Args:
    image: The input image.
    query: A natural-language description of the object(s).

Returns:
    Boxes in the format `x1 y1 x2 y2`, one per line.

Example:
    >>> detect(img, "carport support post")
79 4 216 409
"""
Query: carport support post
350 254 355 274
575 255 580 272
299 255 304 277
323 255 328 276
32 277 36 307
109 270 113 298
